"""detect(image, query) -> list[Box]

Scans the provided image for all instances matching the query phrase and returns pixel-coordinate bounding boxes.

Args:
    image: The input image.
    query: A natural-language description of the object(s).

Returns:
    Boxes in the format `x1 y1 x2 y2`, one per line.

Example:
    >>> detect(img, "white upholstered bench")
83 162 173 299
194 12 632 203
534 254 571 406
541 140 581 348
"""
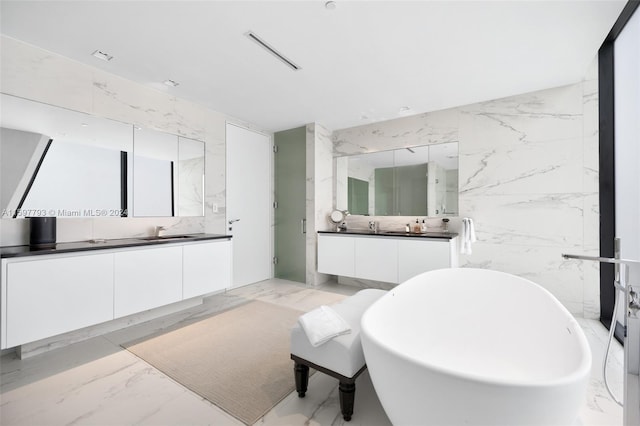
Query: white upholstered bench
290 289 387 421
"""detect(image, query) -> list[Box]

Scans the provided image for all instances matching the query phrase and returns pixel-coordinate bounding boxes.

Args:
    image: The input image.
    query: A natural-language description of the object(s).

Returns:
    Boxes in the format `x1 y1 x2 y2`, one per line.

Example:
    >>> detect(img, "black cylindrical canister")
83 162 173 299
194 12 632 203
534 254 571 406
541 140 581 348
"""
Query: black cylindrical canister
29 216 56 246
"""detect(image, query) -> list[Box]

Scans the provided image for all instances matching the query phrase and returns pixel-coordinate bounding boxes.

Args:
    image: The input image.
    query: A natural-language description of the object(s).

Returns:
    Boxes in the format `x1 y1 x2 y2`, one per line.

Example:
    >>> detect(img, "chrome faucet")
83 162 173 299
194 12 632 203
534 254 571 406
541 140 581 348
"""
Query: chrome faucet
368 221 379 233
155 225 166 237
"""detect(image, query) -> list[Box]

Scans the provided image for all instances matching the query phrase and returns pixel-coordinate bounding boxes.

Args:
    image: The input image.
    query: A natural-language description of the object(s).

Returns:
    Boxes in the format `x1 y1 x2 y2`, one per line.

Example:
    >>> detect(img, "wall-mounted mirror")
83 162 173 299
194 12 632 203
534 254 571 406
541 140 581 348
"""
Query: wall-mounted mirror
133 127 177 217
132 127 204 217
1 94 132 218
335 142 458 216
0 93 205 219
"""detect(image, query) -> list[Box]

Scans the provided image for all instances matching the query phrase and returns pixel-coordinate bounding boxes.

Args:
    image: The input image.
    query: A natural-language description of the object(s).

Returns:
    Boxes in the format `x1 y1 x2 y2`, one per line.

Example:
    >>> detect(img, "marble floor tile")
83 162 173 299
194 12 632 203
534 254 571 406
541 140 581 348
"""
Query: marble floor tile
258 370 390 426
576 318 624 426
0 278 626 426
227 278 351 312
1 337 239 426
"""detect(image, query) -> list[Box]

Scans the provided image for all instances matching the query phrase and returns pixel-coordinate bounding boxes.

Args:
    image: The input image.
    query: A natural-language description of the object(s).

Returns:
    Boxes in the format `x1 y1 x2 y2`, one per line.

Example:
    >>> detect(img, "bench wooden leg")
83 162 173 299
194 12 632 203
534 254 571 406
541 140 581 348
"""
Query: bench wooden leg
294 362 309 397
291 354 365 420
339 381 356 421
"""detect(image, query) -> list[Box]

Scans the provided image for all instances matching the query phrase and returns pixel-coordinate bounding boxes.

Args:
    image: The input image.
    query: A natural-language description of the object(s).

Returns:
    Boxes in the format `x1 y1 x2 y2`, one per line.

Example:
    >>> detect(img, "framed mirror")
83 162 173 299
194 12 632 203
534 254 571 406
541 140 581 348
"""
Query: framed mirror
335 142 459 216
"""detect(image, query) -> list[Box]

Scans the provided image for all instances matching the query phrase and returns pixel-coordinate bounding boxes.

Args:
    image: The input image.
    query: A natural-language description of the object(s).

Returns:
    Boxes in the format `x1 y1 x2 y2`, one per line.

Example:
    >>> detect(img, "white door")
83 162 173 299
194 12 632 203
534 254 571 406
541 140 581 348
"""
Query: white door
226 123 272 287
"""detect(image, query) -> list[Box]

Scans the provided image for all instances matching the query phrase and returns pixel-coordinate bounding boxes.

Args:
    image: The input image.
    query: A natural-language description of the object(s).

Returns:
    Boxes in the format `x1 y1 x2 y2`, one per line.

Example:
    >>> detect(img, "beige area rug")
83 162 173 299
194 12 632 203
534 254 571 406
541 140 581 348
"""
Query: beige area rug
123 301 304 425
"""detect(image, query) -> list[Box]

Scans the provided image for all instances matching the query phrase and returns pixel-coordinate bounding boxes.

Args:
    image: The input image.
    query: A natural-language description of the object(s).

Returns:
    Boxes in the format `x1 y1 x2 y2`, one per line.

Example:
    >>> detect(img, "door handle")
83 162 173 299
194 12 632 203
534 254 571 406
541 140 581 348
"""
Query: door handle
301 218 306 234
614 237 621 283
228 218 240 232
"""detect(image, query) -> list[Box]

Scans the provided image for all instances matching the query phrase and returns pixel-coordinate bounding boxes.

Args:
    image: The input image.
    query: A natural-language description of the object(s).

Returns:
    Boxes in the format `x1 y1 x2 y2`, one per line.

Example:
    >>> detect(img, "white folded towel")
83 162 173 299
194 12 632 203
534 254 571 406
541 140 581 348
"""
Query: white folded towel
298 305 351 347
460 217 477 255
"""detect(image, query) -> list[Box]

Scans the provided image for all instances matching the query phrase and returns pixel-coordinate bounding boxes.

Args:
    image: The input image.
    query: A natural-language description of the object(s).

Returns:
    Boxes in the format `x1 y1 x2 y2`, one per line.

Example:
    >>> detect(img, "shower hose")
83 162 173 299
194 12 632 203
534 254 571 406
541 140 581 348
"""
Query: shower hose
603 286 624 407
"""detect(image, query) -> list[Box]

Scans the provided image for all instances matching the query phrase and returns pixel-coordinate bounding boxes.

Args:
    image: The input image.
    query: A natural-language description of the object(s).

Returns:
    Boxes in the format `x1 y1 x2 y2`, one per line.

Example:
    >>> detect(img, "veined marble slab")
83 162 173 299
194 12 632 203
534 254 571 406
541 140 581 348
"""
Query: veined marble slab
331 70 599 316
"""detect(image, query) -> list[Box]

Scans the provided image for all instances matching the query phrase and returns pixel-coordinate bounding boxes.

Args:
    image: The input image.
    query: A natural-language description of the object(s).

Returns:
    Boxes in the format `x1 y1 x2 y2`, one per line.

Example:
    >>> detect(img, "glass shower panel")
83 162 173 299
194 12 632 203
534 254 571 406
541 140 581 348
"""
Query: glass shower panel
348 177 369 215
274 127 306 283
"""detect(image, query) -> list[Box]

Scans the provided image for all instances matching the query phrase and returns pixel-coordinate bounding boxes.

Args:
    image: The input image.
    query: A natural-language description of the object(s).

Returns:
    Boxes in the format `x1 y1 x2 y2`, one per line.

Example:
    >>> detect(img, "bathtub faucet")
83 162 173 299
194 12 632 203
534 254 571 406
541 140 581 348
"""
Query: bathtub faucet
562 246 640 425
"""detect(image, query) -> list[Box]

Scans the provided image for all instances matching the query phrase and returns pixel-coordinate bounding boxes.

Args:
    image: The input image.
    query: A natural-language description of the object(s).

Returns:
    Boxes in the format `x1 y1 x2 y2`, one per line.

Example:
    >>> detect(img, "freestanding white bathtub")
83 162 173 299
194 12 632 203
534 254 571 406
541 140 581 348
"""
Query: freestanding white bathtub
361 268 592 425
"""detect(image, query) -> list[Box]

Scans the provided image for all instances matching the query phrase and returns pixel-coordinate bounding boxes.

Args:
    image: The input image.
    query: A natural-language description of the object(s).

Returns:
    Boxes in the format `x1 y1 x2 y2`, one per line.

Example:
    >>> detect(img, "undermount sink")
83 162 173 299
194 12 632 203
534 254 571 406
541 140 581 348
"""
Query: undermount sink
380 231 420 236
379 231 448 237
139 235 196 241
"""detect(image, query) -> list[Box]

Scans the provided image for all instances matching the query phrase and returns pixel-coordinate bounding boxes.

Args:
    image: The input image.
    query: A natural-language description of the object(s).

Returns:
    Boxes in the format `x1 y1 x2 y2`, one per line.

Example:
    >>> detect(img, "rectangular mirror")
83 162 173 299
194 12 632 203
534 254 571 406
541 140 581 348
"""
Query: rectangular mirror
335 142 458 216
133 127 178 217
1 94 132 218
0 94 205 219
132 128 205 217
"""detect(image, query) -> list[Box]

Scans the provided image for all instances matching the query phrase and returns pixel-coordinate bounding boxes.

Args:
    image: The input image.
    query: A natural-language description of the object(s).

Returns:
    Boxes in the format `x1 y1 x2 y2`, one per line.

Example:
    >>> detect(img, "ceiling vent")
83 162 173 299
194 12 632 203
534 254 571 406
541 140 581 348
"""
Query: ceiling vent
163 79 180 87
245 31 301 71
91 50 113 61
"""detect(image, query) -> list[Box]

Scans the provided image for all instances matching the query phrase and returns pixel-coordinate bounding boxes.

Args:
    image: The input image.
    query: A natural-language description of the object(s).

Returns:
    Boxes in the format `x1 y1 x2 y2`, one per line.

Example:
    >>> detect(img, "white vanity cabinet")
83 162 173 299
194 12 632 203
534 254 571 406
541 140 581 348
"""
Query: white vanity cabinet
354 237 398 283
397 238 457 283
318 233 356 277
1 236 232 350
114 245 183 318
2 253 114 348
183 240 231 299
317 233 458 284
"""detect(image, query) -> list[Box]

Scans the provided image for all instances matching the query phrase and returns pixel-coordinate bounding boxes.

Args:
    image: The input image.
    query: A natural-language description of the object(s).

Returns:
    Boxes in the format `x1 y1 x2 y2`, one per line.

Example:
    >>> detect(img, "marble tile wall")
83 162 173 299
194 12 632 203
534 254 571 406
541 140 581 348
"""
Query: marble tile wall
305 123 334 286
0 36 263 245
332 62 600 318
0 36 601 315
178 157 205 217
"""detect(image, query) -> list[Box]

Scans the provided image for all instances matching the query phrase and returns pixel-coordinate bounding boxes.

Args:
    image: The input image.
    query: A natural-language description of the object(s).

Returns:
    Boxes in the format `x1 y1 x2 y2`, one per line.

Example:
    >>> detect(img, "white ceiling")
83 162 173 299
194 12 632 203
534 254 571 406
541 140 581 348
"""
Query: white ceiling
0 1 626 133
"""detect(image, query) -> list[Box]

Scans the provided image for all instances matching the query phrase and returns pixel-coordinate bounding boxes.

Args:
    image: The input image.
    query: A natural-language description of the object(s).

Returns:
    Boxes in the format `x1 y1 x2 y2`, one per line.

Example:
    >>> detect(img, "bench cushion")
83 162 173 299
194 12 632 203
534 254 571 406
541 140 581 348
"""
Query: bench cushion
290 289 387 378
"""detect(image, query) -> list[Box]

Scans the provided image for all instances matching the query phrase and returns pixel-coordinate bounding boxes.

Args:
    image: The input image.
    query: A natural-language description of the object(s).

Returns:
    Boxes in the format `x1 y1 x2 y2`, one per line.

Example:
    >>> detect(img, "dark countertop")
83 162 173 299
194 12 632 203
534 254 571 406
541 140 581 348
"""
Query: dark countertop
0 233 231 259
318 230 457 239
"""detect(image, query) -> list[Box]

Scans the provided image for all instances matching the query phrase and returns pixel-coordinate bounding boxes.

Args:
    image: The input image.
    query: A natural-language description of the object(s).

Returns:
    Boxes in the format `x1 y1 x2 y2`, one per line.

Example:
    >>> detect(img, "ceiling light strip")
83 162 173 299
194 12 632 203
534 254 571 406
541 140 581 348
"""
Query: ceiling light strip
245 31 301 71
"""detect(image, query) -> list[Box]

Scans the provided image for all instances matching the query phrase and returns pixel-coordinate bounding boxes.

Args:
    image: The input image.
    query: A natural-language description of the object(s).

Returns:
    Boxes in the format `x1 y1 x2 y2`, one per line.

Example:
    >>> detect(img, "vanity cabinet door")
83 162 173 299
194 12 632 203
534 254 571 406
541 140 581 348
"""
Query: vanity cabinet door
114 245 182 318
318 234 356 277
398 239 452 283
4 253 114 348
355 237 399 283
183 240 231 299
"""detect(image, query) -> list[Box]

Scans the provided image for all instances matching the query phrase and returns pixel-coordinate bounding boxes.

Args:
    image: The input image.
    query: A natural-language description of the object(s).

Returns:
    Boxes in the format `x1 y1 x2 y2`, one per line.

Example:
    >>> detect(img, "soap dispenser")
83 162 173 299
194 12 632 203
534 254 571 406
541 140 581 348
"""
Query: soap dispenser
421 219 427 233
413 219 421 234
442 218 450 233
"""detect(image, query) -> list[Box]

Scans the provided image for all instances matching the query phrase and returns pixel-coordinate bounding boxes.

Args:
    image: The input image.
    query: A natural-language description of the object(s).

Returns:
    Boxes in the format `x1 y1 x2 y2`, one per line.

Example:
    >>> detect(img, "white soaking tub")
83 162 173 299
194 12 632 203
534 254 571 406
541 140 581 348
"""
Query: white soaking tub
360 268 591 426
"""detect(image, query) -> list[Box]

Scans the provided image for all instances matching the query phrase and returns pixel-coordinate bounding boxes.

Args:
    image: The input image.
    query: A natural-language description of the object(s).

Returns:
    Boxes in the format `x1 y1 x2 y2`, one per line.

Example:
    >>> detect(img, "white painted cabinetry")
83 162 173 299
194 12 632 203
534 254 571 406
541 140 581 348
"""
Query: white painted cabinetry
183 240 232 299
397 238 457 283
114 245 183 318
4 253 114 348
1 237 233 350
355 237 398 283
317 233 458 284
318 234 355 277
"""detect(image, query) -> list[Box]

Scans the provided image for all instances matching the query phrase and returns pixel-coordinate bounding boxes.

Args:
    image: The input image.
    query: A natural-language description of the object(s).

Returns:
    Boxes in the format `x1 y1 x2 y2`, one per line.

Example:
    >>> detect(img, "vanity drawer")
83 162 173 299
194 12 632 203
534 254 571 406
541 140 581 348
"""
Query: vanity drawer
4 253 114 348
114 245 183 318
